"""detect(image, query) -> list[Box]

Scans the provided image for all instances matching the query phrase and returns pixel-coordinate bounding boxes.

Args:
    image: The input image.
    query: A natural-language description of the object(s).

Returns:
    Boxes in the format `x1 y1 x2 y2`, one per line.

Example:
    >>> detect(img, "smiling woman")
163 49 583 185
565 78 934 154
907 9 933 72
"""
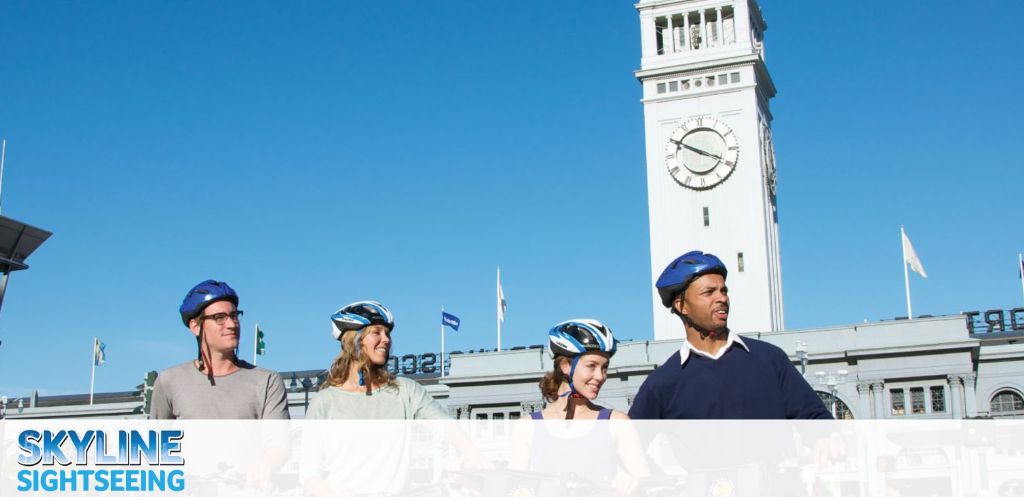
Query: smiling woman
531 319 624 421
304 300 449 420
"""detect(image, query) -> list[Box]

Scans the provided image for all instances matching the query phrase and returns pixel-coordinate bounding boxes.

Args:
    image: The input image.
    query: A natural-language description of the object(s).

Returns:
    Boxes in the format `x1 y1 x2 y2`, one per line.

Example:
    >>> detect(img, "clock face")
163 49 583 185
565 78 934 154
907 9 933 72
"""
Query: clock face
665 117 739 191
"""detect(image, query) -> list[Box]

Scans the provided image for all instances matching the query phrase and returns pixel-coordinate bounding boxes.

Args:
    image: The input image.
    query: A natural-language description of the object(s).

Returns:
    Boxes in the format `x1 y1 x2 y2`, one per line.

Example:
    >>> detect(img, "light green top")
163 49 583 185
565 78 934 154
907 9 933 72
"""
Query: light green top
305 376 450 419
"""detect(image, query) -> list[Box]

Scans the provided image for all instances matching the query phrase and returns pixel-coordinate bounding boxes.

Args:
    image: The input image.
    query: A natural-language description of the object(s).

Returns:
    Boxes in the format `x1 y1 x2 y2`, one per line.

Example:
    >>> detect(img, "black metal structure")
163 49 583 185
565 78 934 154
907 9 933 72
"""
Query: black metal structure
0 215 52 317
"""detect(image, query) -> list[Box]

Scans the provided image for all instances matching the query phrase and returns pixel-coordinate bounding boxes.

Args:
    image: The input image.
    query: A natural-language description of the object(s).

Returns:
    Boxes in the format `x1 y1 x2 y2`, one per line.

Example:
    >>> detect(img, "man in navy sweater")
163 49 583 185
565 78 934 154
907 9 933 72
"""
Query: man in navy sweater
628 251 831 419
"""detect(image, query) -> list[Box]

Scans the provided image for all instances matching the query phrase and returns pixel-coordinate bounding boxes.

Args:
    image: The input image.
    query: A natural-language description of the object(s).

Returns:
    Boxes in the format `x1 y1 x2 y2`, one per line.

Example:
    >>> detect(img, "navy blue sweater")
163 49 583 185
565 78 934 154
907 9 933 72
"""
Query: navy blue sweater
628 337 832 419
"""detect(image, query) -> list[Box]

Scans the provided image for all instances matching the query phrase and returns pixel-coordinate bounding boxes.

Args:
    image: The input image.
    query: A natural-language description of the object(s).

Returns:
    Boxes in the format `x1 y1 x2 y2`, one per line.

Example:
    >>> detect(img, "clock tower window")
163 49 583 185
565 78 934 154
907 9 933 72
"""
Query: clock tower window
737 252 745 272
702 206 710 227
651 5 737 56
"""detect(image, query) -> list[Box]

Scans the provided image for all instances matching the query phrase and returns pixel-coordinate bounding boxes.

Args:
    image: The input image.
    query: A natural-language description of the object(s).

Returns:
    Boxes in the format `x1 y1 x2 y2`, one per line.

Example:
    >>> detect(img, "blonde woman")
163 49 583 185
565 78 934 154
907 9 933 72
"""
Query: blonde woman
305 301 447 419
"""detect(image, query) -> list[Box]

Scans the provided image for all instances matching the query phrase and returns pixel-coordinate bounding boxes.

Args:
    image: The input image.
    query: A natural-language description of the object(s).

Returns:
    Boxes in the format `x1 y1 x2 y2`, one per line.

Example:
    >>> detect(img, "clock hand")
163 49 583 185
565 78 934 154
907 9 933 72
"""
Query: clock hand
682 143 725 161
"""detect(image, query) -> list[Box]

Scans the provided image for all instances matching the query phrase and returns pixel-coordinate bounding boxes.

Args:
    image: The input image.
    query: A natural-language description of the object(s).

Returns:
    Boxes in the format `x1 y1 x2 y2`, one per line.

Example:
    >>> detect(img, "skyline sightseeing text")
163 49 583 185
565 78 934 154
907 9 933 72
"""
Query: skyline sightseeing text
16 429 185 492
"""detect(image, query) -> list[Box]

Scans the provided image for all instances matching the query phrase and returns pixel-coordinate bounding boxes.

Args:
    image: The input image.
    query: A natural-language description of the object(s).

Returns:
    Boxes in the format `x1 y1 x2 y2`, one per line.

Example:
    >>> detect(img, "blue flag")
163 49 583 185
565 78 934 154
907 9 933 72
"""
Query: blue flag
442 312 460 331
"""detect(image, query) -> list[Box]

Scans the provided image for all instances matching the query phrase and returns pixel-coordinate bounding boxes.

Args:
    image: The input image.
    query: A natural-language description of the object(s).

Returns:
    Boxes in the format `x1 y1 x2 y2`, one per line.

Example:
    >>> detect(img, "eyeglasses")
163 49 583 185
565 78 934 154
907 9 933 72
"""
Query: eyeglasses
201 310 244 325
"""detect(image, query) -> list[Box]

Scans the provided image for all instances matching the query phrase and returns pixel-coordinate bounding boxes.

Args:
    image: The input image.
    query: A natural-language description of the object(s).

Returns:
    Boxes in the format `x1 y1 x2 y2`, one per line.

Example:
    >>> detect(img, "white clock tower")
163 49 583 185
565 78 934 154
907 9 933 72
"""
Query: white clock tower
636 0 783 339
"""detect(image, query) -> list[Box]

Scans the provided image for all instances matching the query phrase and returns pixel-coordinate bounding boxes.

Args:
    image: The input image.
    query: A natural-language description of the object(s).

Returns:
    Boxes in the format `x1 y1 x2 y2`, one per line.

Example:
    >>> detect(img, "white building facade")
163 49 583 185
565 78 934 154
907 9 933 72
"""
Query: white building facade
637 0 783 339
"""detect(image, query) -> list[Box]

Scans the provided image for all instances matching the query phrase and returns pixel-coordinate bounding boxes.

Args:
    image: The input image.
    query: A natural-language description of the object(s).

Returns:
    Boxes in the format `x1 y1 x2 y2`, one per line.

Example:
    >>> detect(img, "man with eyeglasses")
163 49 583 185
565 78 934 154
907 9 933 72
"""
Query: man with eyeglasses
149 280 289 419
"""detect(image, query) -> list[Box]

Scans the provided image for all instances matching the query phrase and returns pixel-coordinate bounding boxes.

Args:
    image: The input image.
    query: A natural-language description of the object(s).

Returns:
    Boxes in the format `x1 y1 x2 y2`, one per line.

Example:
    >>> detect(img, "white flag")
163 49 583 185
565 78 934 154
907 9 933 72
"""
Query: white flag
93 339 106 366
902 230 928 278
497 268 507 323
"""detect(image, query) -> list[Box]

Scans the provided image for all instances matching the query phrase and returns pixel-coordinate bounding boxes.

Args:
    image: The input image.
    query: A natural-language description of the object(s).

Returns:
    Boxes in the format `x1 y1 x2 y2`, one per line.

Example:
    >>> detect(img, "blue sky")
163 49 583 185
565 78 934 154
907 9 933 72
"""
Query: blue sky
1 1 1021 397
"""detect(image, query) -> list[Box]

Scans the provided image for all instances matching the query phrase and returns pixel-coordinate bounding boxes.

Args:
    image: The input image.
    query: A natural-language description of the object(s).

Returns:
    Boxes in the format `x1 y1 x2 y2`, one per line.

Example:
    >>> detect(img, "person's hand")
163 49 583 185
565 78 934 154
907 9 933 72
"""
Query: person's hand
458 448 495 471
245 463 272 490
612 468 639 495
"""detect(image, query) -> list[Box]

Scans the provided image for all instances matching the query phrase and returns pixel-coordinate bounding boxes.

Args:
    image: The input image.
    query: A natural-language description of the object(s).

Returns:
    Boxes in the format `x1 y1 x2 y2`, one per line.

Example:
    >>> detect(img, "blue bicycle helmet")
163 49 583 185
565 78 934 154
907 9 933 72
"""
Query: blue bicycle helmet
548 319 617 400
655 250 727 308
548 319 618 359
180 280 239 326
330 301 395 387
331 301 394 340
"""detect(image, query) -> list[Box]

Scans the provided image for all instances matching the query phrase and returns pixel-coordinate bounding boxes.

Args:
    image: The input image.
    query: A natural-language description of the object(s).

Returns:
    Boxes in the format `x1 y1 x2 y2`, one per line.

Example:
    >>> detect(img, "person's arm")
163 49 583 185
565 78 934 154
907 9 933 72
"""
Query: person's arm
407 379 451 419
304 393 326 419
148 373 174 420
776 349 832 420
627 375 661 419
298 420 333 496
262 371 290 420
610 411 652 478
506 415 535 470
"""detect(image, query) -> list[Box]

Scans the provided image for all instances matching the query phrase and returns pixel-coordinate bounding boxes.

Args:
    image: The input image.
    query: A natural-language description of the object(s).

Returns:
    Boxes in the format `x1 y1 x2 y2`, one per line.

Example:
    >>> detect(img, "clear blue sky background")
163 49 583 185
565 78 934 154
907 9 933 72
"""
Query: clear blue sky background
1 1 1021 397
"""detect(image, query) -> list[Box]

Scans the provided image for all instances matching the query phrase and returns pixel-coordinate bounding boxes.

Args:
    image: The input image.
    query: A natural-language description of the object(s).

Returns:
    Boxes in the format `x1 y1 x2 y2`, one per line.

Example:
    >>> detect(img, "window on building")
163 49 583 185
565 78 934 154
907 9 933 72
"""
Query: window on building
930 386 946 412
681 79 690 90
509 411 521 420
655 17 668 55
730 72 740 83
702 206 710 227
891 389 906 416
991 390 1024 417
493 412 505 420
722 7 736 44
718 74 728 85
688 12 702 49
657 82 666 94
911 387 926 414
475 413 488 420
816 391 854 420
707 11 719 46
669 81 679 92
737 252 745 272
706 76 715 87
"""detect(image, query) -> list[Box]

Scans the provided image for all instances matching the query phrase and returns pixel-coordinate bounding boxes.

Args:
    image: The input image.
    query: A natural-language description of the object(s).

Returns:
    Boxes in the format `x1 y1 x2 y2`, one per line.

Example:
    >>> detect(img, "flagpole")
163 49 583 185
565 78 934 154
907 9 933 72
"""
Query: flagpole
496 267 502 352
0 139 6 216
253 322 258 361
901 226 913 320
440 307 446 378
89 337 97 405
1019 252 1024 304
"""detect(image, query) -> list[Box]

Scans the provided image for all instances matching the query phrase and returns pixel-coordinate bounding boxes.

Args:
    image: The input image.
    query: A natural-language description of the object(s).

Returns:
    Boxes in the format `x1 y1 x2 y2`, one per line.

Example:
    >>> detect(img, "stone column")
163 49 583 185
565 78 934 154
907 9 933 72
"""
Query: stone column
699 10 707 50
948 376 964 419
871 382 886 418
857 382 872 420
963 374 978 417
665 15 675 53
640 13 658 58
683 13 690 51
715 7 723 47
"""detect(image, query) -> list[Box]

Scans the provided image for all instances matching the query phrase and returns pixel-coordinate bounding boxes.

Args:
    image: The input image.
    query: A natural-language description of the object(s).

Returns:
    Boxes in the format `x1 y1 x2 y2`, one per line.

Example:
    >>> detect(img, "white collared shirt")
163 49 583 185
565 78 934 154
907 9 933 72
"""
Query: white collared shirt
678 332 750 365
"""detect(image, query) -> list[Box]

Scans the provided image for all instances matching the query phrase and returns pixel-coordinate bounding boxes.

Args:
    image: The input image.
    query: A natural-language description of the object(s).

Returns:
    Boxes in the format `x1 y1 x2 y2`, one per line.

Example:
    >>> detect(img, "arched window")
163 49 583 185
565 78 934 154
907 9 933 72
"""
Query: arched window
816 391 854 419
990 390 1024 418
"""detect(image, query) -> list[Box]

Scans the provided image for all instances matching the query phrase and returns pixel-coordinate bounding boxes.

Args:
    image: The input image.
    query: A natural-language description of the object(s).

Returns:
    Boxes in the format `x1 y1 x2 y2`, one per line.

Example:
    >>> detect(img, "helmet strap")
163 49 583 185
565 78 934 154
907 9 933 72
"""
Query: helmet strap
354 330 366 386
680 312 725 341
195 323 216 387
349 330 373 395
559 356 583 420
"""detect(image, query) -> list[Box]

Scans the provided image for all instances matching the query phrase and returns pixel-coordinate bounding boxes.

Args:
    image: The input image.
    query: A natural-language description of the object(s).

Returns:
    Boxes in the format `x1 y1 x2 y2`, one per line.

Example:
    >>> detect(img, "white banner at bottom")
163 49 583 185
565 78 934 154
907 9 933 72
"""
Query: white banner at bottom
1 419 1022 497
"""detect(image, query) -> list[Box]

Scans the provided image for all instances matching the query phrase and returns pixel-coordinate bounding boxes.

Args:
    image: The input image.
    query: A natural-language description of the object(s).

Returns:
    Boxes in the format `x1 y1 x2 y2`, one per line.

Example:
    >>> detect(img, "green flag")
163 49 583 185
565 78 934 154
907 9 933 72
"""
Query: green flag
256 328 266 356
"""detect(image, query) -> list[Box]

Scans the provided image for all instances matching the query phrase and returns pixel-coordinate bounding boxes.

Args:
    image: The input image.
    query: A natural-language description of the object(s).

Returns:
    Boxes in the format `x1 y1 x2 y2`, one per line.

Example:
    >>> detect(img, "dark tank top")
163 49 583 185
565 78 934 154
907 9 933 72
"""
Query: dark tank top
525 408 617 478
